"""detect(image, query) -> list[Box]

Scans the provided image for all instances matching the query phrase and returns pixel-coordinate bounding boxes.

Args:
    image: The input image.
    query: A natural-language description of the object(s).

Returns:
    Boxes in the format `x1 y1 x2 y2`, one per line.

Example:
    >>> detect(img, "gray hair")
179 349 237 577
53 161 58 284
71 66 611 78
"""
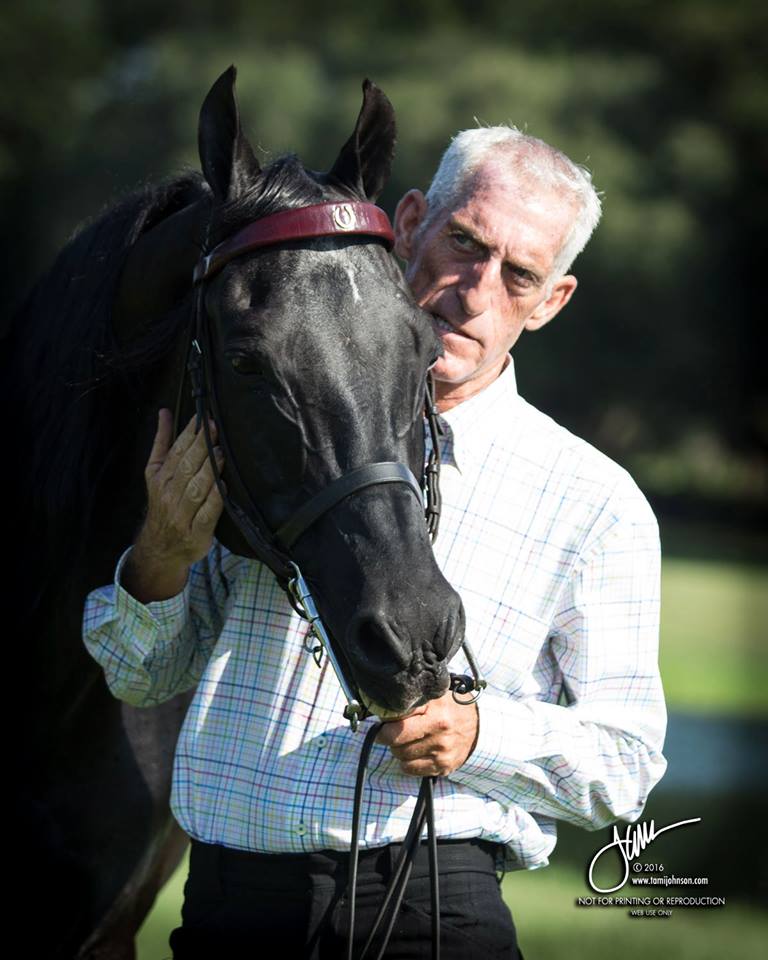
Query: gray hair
423 126 602 279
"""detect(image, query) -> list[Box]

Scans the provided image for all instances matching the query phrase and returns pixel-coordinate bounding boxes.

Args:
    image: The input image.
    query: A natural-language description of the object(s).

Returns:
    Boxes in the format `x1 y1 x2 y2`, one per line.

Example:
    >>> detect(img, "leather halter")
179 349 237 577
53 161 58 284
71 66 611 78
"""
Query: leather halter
193 200 395 283
186 197 486 960
276 462 422 549
186 199 436 588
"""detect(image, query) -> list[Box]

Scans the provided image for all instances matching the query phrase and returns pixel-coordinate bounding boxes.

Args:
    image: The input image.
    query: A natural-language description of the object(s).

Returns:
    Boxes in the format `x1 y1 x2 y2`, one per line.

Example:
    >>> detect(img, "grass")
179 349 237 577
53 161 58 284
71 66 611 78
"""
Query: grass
659 557 768 714
137 857 185 960
503 862 767 960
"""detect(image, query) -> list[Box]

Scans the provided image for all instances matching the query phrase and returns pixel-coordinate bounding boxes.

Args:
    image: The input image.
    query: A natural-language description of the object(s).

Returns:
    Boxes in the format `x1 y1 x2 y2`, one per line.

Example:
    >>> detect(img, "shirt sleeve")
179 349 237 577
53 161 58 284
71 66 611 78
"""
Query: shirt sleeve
82 541 242 707
450 475 667 830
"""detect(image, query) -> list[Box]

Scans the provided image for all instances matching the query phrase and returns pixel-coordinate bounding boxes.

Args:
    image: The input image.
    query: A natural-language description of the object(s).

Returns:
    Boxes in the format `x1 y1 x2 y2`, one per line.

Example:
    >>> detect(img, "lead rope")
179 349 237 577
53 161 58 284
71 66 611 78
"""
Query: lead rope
347 724 439 960
346 380 447 960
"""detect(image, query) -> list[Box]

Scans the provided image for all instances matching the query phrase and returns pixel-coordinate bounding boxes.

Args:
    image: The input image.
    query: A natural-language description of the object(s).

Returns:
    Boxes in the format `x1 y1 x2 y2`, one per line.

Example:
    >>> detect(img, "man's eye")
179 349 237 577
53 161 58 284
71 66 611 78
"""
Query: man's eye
505 266 534 289
450 232 480 251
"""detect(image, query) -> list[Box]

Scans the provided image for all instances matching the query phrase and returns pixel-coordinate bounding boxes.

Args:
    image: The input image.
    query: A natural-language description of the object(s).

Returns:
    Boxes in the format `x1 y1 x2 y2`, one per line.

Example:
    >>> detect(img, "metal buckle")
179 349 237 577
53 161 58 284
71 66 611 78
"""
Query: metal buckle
288 562 366 732
192 254 213 284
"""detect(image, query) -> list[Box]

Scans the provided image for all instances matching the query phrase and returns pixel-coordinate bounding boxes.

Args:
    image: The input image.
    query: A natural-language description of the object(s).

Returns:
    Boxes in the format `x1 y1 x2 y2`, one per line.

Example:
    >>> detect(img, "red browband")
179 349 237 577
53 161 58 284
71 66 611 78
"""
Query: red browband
193 201 395 284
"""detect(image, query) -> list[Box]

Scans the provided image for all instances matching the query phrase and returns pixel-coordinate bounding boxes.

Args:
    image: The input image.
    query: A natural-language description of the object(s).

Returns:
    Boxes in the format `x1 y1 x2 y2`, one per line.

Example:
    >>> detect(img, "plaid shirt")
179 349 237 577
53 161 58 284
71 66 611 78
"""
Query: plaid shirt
83 358 666 871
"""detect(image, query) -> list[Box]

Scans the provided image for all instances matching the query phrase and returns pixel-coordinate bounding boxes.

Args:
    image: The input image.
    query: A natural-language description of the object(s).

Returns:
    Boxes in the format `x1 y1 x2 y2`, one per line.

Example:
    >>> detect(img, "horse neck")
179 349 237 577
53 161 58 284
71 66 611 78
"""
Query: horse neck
113 196 212 345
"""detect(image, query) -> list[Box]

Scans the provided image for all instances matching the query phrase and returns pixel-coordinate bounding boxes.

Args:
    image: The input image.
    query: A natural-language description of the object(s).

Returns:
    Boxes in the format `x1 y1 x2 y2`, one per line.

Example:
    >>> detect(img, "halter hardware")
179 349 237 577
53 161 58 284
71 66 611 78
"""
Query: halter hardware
287 563 365 732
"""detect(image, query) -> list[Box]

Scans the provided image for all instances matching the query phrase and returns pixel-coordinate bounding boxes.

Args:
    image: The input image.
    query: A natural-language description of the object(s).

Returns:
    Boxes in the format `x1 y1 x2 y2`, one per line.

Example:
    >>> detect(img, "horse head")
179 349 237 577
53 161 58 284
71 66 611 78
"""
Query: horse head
188 68 464 719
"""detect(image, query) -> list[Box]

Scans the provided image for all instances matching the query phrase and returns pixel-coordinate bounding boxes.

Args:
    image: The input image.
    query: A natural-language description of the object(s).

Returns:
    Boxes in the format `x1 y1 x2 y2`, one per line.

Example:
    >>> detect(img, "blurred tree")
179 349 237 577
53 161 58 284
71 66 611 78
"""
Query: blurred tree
1 0 765 507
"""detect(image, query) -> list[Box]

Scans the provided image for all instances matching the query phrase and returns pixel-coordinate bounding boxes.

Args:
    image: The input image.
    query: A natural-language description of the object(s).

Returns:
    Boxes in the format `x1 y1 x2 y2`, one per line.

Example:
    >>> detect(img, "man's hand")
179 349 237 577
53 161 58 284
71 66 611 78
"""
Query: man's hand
122 410 225 603
376 690 479 777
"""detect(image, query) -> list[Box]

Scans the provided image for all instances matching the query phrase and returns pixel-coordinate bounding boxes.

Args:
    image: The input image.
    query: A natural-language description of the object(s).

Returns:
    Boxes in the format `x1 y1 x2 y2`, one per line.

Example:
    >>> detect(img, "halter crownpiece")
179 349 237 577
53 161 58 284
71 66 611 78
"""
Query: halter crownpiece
193 201 396 284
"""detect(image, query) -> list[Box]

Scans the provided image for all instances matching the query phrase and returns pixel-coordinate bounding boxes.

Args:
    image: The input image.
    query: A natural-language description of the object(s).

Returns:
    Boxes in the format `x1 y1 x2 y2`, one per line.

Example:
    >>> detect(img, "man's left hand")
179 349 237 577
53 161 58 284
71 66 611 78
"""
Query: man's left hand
376 690 479 777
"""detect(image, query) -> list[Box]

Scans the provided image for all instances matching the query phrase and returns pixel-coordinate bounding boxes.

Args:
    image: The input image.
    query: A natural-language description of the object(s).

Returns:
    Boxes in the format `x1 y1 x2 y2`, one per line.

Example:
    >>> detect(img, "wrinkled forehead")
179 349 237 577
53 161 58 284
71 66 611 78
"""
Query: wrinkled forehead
466 161 578 226
435 168 576 274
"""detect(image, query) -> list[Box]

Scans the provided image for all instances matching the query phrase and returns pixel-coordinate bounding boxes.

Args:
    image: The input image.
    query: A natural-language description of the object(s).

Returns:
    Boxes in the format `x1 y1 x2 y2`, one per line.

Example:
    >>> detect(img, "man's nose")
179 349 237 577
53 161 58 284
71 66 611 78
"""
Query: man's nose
456 259 500 317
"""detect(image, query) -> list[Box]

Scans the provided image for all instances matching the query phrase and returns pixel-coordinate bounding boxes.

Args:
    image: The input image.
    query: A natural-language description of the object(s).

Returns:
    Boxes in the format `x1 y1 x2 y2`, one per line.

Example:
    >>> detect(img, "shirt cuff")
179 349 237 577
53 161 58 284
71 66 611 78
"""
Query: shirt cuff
458 693 549 781
113 546 191 655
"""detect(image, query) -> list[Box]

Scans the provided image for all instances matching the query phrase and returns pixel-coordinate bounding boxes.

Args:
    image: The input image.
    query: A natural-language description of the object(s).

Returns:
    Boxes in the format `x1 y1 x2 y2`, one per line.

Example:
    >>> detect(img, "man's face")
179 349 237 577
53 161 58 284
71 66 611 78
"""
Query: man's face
394 168 578 408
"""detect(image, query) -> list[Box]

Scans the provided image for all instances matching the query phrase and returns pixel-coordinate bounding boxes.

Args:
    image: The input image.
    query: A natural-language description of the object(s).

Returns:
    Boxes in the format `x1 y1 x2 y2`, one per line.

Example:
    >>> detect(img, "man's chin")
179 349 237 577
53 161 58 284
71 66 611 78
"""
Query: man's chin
431 354 510 409
429 355 476 387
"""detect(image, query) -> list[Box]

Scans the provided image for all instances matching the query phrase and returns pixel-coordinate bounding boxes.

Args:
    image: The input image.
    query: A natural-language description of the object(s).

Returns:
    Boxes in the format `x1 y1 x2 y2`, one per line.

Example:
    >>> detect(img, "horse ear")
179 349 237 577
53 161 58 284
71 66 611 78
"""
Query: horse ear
329 79 396 202
198 65 261 203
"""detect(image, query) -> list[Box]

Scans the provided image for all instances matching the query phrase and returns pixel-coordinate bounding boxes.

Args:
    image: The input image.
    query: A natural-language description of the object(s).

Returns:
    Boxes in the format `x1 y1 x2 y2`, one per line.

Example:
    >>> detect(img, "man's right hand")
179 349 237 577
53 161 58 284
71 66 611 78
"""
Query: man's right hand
122 409 225 603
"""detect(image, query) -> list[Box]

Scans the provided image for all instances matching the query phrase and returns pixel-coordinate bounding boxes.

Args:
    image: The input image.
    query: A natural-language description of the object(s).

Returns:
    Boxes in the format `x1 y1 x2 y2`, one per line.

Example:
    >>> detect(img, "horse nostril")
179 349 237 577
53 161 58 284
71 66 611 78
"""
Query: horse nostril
346 611 411 676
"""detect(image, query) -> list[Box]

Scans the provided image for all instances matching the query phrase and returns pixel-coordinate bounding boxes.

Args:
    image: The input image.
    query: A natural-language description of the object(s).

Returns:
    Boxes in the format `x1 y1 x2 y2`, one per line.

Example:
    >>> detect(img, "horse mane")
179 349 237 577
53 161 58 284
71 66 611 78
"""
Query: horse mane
8 173 209 601
8 154 353 606
109 155 345 375
211 152 356 243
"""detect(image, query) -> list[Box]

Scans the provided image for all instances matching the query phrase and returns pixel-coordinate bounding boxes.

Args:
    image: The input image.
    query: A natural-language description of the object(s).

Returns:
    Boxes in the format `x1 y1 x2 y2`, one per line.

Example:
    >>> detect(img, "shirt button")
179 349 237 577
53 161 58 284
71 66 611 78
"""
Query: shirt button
297 822 307 836
317 737 327 749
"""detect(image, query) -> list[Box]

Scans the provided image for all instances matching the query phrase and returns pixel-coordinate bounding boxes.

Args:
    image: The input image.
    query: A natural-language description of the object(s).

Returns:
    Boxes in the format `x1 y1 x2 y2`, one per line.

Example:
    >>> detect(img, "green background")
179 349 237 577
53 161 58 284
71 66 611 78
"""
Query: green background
3 1 765 955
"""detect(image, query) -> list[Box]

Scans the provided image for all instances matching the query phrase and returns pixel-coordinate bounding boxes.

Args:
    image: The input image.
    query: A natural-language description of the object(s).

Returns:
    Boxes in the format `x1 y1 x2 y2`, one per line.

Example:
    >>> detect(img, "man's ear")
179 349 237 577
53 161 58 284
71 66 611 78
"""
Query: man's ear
394 189 428 260
524 275 578 331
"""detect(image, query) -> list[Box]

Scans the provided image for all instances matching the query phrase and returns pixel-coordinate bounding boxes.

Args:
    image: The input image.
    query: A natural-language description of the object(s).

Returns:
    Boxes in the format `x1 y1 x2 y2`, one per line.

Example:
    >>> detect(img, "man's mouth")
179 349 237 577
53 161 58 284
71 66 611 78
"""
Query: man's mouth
431 313 465 337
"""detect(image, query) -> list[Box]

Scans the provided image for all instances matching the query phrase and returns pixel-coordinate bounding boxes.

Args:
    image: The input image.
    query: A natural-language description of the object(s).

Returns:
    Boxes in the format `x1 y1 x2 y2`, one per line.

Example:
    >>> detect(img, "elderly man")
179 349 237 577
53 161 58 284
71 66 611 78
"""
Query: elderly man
84 126 666 959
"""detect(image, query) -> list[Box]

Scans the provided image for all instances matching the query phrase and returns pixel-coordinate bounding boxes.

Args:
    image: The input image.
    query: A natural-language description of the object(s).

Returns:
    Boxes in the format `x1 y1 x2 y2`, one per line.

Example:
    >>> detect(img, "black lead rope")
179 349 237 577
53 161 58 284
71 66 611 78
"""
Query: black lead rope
341 377 485 960
348 723 440 960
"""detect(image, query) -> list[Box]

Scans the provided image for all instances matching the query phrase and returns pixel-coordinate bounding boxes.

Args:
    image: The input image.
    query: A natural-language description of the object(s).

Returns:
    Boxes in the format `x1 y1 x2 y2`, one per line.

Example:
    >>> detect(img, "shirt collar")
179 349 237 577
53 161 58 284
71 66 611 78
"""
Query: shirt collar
436 355 519 471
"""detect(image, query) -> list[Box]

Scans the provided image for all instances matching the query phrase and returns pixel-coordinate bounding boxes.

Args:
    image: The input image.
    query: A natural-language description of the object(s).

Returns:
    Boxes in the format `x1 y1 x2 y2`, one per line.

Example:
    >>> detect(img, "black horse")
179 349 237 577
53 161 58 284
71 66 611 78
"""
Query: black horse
6 68 465 958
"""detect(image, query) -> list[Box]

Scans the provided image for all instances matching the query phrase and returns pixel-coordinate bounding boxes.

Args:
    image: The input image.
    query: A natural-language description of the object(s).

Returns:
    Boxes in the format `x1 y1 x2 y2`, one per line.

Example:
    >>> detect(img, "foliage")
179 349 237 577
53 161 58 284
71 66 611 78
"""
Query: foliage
2 0 766 504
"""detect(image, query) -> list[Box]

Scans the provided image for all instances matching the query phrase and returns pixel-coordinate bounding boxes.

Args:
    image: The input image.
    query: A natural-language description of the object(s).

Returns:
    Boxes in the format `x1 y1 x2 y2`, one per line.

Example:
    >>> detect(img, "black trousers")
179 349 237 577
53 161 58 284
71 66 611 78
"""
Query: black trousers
169 838 523 959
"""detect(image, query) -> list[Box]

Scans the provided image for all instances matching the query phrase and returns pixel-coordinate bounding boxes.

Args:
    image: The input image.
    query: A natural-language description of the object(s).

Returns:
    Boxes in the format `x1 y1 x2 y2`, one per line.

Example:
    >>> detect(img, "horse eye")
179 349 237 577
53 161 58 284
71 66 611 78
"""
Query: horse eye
230 355 263 376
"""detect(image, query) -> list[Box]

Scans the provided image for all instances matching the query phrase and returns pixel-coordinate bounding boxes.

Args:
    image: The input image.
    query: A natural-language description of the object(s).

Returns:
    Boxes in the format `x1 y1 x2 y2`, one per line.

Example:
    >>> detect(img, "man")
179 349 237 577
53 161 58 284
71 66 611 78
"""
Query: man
83 126 666 958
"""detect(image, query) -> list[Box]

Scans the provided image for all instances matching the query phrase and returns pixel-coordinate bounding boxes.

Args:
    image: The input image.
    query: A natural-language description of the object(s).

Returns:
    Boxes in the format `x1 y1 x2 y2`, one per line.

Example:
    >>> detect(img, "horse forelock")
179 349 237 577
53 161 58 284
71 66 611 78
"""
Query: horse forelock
210 153 358 246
